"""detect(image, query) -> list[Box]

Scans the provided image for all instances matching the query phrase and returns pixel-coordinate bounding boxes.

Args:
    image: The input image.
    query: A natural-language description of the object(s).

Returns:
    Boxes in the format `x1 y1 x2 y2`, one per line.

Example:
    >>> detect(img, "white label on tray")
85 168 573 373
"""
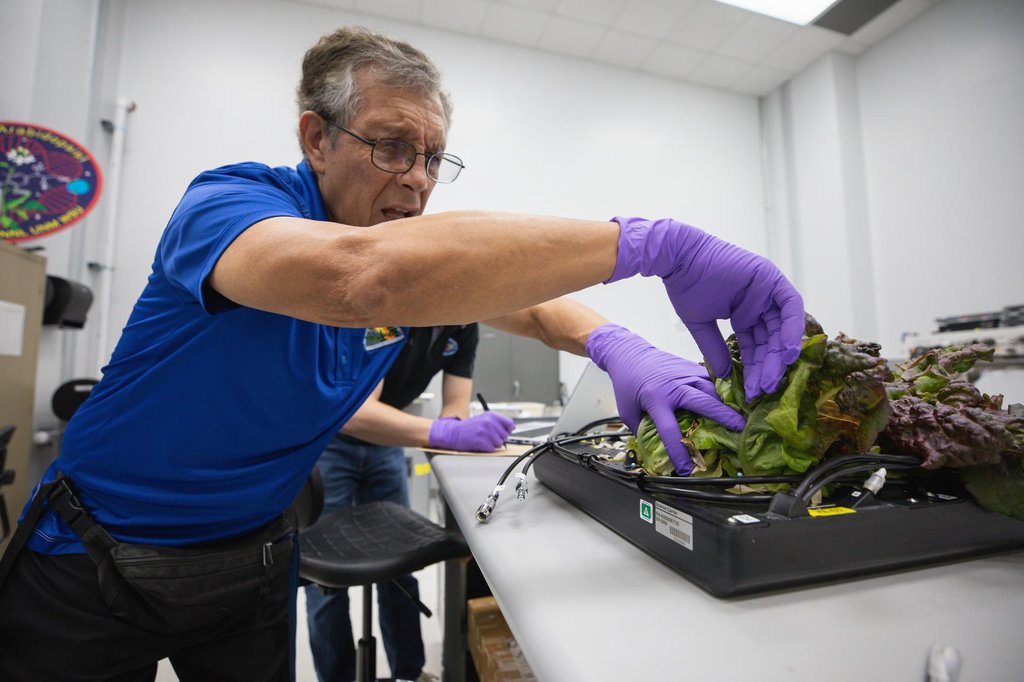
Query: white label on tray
655 502 694 550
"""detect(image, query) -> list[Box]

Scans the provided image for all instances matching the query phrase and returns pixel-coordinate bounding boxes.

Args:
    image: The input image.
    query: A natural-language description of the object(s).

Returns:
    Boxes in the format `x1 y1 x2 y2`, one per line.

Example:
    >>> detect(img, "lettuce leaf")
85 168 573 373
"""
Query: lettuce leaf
627 320 1024 519
961 457 1024 521
631 315 891 486
880 346 1024 468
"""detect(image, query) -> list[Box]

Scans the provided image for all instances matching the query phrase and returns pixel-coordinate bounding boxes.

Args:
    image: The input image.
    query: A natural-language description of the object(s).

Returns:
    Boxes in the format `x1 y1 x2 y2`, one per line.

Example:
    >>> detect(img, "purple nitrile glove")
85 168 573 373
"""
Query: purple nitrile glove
586 323 745 476
428 412 516 452
607 217 804 400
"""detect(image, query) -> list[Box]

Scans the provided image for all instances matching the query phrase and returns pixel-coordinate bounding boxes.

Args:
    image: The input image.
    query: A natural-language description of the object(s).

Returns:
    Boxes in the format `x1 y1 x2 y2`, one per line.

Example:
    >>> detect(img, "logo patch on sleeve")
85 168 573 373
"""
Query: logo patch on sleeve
442 338 459 357
363 326 405 351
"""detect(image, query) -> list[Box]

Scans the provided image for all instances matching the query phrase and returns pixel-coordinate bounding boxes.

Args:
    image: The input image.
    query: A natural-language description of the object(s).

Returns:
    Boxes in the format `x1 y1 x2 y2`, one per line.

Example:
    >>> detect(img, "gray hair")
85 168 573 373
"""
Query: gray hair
296 26 453 153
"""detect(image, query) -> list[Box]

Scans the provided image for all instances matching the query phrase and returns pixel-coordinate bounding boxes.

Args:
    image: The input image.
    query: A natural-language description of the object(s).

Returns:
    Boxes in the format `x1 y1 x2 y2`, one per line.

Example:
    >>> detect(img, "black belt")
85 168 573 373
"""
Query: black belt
0 478 68 589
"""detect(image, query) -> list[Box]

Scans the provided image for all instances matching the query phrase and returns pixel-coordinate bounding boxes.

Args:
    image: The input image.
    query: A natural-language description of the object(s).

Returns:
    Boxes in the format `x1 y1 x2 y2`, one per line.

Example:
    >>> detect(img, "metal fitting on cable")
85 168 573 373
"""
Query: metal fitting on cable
514 472 528 502
476 485 503 523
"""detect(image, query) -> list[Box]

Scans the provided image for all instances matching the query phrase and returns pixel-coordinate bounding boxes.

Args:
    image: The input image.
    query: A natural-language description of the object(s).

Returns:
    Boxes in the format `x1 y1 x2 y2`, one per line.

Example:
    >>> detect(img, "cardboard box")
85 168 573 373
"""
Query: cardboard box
466 596 536 682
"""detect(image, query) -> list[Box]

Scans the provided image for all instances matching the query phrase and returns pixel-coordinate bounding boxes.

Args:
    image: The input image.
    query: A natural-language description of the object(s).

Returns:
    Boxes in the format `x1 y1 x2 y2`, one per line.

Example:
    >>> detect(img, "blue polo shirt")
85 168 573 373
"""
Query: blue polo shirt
28 161 406 554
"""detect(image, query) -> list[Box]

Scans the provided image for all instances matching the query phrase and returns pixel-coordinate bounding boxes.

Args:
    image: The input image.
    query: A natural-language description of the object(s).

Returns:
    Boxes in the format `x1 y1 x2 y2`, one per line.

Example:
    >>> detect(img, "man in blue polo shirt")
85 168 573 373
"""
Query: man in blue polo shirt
0 26 804 682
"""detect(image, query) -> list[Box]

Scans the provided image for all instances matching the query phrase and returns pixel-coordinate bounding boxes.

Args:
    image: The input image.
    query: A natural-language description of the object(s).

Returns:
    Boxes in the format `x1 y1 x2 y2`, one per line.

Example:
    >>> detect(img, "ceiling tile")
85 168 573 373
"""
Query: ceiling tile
480 2 551 47
763 24 845 72
667 0 750 52
686 52 752 88
641 42 707 79
353 0 421 23
288 0 933 97
715 13 797 63
555 0 629 26
591 28 658 69
614 0 697 39
422 0 489 34
730 63 792 96
503 0 561 12
288 0 356 9
538 15 607 57
852 0 932 46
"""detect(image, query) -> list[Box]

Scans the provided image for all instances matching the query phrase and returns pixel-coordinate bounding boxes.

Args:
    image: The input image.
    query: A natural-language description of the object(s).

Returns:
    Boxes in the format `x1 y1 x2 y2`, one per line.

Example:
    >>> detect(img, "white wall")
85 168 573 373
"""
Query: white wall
94 0 767 392
767 0 1024 359
2 0 108 462
14 0 1023 438
858 0 1024 355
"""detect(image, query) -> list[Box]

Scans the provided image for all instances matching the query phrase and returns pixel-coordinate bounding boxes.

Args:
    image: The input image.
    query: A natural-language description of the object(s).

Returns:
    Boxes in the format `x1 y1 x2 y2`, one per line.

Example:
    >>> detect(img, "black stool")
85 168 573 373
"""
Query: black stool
296 474 469 682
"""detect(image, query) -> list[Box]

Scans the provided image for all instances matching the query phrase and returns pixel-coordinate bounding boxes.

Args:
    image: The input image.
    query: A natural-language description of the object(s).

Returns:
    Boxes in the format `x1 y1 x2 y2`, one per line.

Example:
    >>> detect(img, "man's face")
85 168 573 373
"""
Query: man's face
315 72 447 227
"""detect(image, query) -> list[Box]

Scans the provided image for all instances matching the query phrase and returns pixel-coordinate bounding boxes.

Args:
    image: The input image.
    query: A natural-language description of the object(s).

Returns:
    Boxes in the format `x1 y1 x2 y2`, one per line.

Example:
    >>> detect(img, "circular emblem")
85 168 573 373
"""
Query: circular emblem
442 338 459 357
1 121 103 243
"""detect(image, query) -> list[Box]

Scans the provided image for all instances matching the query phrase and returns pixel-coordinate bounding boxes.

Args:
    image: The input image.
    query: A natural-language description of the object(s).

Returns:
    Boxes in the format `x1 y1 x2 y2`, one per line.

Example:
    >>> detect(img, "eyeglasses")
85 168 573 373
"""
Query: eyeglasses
324 118 465 184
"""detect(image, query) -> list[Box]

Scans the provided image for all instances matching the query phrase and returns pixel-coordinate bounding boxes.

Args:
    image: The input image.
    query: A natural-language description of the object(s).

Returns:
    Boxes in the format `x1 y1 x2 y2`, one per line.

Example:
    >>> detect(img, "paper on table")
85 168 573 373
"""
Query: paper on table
420 442 533 458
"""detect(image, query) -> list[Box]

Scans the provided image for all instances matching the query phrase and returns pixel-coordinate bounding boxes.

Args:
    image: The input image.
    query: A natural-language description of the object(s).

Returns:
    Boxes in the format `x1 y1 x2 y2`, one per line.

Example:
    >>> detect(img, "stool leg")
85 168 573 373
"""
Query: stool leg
357 584 375 682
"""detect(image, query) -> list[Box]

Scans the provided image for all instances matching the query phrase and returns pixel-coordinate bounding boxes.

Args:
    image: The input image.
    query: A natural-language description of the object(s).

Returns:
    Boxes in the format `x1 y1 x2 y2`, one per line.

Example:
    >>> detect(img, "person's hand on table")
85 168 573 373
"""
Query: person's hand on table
428 412 515 452
586 324 745 475
606 216 804 400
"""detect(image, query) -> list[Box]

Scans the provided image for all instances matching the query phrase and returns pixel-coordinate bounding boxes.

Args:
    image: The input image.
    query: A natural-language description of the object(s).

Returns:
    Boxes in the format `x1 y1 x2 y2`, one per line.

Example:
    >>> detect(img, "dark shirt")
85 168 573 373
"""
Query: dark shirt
337 324 478 445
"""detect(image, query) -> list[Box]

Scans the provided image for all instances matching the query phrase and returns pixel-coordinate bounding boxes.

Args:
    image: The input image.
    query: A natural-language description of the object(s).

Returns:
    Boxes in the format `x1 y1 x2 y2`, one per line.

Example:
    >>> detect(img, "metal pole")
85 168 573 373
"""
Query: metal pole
92 97 135 376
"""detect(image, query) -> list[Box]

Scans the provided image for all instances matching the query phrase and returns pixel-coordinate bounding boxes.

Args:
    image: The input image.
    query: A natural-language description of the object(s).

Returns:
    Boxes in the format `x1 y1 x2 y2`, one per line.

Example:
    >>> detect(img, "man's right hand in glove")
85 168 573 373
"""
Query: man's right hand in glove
605 216 804 401
428 412 516 452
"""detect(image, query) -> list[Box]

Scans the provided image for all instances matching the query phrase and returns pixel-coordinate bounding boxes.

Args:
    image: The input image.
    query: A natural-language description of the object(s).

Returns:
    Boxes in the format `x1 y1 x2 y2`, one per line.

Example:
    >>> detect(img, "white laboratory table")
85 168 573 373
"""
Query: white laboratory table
431 455 1024 682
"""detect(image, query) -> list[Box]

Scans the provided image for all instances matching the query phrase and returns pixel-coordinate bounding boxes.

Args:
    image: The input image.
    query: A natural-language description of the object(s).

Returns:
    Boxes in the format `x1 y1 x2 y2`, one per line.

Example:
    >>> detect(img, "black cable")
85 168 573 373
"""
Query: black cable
494 441 548 486
480 420 926 522
792 453 920 501
568 416 627 437
523 431 629 476
477 432 601 522
639 480 775 504
796 461 921 504
642 473 803 487
549 433 789 503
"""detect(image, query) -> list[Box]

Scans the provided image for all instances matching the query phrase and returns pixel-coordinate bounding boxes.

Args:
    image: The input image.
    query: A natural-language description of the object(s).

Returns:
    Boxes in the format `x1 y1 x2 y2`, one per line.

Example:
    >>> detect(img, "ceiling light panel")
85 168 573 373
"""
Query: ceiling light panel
712 0 839 25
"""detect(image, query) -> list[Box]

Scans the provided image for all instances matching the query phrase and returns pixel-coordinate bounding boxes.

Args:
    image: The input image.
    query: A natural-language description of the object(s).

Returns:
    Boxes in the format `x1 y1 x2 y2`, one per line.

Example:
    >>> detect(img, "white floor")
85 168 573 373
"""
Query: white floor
155 562 444 681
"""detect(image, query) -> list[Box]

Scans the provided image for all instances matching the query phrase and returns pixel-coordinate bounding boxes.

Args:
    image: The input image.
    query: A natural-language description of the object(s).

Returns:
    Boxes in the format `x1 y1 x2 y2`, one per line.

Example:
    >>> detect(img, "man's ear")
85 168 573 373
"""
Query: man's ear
299 111 329 173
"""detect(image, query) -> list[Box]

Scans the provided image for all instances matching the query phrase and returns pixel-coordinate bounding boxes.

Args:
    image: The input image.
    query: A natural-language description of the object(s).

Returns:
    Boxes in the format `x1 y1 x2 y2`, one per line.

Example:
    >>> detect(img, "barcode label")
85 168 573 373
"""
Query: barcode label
655 502 694 550
668 525 691 545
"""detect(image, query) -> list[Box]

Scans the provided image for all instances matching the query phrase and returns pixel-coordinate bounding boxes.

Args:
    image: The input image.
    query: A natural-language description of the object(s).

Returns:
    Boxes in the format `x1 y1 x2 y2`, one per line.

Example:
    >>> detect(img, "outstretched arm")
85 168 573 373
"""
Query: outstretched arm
213 212 802 469
483 297 608 356
210 212 619 329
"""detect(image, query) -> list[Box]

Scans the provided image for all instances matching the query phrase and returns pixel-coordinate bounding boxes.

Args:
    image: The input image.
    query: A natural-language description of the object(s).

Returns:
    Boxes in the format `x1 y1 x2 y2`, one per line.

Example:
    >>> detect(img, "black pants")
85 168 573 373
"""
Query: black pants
0 548 297 682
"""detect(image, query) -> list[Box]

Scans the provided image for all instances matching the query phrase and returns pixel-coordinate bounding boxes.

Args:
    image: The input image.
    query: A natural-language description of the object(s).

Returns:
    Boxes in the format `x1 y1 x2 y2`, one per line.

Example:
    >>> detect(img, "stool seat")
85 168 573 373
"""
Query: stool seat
299 500 468 589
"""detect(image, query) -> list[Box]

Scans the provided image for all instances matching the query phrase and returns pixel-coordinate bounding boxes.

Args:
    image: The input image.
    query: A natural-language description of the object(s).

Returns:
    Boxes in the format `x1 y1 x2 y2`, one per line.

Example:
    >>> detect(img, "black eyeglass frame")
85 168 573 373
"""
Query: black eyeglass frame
324 117 465 184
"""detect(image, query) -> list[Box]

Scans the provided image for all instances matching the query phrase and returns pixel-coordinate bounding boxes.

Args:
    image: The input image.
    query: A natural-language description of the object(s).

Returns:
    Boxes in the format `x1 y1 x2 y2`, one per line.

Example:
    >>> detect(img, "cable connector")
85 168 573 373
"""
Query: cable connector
862 467 887 495
767 491 808 518
514 472 528 502
476 485 504 523
849 467 888 509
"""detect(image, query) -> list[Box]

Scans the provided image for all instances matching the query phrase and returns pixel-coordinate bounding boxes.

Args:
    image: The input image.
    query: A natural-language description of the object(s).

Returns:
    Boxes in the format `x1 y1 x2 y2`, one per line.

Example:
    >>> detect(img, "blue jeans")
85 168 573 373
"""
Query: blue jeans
304 437 425 682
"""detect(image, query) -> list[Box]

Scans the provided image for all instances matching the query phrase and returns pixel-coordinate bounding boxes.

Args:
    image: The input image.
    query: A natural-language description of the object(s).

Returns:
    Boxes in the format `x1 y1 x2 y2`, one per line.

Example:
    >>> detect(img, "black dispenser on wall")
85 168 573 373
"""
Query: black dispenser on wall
43 276 93 328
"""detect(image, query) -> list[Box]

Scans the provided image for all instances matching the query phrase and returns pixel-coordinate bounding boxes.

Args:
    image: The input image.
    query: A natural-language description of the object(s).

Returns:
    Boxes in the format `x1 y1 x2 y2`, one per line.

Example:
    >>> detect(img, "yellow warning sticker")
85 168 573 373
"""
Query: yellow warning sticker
414 462 432 477
807 506 856 517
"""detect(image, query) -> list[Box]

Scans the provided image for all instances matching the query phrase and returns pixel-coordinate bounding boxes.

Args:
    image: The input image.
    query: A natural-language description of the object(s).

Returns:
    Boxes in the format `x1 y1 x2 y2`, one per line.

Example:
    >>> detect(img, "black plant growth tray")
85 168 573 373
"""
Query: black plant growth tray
533 440 1024 598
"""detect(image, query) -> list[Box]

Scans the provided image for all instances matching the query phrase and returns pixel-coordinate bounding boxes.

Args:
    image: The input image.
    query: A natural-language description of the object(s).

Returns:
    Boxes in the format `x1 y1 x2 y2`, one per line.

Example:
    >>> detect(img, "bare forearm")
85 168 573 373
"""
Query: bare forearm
484 298 610 356
211 211 619 327
339 400 433 447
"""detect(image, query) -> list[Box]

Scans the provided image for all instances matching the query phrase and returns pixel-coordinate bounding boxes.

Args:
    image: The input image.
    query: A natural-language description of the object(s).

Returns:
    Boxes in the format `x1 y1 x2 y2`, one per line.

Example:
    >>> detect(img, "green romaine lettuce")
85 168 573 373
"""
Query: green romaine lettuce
631 315 891 486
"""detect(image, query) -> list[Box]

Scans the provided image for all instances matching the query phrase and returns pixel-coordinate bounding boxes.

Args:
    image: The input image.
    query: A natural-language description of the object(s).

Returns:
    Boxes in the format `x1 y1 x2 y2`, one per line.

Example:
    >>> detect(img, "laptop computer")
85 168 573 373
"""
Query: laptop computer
509 361 619 444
